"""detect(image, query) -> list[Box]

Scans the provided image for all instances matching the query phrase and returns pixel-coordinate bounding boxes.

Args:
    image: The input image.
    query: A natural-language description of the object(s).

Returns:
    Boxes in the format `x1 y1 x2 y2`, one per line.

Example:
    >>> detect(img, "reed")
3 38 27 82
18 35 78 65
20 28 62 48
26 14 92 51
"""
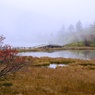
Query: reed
0 57 95 95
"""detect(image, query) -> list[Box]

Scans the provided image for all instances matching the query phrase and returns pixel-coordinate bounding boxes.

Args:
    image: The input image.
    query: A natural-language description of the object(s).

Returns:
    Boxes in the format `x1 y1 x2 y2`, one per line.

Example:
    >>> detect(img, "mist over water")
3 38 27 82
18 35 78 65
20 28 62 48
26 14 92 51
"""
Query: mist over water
0 0 95 47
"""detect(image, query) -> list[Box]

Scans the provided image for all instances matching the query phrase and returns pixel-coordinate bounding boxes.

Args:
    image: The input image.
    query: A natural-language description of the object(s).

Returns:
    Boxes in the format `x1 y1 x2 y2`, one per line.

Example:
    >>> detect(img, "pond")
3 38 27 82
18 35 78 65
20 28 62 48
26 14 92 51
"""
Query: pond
48 64 68 69
18 50 95 60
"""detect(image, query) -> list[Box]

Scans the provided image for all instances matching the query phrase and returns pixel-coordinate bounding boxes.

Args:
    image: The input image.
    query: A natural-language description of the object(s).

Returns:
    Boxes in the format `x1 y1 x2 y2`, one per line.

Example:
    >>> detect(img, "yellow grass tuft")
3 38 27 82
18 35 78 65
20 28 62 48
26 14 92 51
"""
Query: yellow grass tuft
0 57 95 95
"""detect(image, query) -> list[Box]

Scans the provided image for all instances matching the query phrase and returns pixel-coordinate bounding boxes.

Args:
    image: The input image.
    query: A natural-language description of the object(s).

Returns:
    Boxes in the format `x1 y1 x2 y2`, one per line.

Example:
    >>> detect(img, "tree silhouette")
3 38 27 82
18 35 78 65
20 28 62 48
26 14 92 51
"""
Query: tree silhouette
76 20 83 31
68 24 74 32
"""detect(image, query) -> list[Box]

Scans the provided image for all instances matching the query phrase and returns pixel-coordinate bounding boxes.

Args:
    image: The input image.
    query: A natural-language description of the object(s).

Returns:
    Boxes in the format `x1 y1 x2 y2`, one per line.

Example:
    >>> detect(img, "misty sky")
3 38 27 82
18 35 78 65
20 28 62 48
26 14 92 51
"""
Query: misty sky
0 0 95 47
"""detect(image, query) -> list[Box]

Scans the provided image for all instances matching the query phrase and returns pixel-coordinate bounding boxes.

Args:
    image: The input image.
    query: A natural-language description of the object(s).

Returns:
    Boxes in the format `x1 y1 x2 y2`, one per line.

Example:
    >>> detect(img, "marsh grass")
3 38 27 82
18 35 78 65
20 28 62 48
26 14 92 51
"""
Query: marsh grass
0 57 95 95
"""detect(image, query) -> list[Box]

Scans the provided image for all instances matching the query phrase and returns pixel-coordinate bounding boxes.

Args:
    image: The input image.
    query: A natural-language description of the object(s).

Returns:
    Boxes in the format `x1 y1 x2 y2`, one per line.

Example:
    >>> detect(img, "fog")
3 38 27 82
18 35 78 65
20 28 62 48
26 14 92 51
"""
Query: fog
0 0 95 47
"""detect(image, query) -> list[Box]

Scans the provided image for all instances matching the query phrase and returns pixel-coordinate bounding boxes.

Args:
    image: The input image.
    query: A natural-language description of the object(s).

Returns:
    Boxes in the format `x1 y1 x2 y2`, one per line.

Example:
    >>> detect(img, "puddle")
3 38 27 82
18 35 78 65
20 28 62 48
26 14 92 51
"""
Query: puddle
48 64 68 69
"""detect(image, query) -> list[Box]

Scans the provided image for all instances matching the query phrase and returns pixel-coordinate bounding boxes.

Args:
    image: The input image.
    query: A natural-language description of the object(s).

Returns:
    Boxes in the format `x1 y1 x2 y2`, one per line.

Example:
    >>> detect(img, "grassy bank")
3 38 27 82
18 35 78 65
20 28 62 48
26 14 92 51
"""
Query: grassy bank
0 57 95 95
16 41 95 52
17 46 95 53
64 41 95 47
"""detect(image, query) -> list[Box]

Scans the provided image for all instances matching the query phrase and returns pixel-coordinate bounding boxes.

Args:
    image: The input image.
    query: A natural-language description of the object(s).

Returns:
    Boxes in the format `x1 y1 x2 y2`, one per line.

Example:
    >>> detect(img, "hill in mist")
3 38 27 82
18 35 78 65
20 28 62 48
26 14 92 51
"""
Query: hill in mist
61 24 95 47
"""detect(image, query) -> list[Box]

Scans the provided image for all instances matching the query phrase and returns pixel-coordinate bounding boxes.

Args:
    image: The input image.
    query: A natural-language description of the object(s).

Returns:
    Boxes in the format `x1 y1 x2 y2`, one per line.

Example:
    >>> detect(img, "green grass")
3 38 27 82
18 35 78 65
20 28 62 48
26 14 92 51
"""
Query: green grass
64 42 85 47
64 41 95 47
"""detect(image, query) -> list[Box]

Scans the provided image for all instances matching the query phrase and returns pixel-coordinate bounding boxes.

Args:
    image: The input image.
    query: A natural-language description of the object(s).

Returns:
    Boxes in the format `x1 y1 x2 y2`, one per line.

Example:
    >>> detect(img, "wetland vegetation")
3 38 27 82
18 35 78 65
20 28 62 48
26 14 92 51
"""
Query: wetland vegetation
1 35 95 95
1 0 95 94
0 56 95 95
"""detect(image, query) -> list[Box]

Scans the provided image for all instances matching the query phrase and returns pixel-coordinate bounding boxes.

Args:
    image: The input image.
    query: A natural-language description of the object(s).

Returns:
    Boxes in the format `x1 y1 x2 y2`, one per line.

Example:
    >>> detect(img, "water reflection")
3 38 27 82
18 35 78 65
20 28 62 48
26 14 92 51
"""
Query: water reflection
48 64 68 69
18 50 95 60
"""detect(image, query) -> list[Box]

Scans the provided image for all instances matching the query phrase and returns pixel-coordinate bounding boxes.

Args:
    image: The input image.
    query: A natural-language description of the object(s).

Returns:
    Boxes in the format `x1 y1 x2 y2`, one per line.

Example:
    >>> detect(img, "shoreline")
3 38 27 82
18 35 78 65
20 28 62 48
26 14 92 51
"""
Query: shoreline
17 46 95 52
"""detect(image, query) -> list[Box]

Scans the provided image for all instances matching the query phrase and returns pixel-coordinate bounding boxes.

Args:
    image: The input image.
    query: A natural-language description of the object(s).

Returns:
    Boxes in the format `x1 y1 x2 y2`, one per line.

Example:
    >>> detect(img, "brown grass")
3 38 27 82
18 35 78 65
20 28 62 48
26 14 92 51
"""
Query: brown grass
0 57 95 95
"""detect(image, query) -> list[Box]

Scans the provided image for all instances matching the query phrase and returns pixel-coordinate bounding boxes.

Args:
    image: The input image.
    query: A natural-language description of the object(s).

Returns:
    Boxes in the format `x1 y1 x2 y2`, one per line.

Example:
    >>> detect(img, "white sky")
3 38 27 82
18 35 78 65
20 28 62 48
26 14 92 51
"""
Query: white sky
1 0 95 22
0 0 95 46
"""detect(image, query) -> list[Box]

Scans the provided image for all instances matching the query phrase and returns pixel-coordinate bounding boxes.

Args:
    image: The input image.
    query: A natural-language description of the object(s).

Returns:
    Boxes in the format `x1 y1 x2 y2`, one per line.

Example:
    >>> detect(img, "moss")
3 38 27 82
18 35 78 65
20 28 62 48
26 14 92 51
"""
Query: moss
0 77 7 81
89 66 95 70
2 82 13 86
79 63 95 66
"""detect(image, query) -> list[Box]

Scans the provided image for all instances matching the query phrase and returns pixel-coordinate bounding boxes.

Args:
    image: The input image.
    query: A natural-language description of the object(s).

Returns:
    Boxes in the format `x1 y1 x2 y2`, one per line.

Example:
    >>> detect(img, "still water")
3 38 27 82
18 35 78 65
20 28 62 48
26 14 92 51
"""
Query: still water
48 64 68 69
18 50 95 60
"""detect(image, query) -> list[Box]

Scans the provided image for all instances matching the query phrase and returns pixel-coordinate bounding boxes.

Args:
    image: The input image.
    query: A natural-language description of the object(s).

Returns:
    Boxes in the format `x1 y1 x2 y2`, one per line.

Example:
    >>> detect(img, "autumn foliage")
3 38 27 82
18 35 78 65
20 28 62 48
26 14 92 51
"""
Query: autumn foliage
0 35 26 77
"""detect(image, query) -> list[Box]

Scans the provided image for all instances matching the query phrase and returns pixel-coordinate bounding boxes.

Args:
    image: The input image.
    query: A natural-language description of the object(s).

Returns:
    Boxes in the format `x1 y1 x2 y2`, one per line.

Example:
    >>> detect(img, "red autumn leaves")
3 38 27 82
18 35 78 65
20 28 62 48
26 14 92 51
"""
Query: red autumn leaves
0 35 26 77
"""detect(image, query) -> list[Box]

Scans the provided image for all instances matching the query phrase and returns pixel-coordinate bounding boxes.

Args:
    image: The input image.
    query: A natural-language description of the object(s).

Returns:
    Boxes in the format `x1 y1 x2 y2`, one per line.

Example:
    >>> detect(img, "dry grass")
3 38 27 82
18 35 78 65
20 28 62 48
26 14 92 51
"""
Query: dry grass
0 57 95 95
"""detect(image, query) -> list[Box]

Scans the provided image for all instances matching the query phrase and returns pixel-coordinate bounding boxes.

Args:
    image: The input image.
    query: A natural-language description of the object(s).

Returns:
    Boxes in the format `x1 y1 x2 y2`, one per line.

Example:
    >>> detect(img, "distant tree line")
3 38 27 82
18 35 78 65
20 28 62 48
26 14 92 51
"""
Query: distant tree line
59 20 95 46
